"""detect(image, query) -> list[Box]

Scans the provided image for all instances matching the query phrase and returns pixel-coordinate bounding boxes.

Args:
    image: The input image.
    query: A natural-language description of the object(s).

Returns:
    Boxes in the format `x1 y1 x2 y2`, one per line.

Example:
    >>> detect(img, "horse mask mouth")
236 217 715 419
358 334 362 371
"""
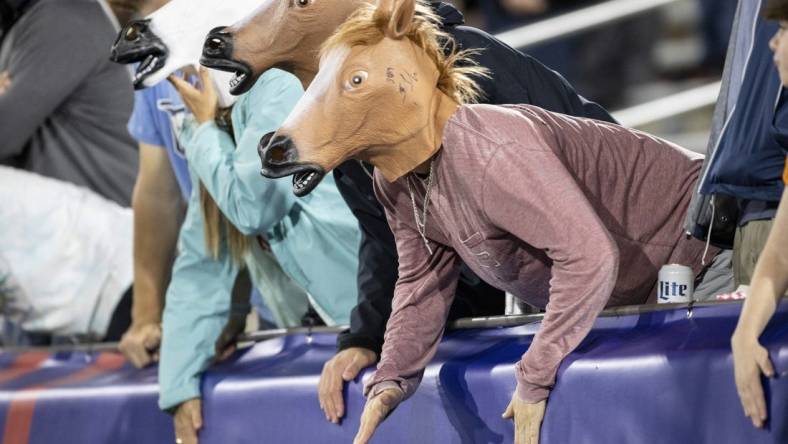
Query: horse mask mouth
110 19 168 89
258 132 326 197
200 27 254 95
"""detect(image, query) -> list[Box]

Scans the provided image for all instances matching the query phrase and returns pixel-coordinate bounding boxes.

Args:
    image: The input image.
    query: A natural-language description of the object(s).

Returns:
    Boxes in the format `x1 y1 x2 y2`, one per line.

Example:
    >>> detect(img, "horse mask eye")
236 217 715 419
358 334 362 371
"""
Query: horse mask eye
345 71 368 90
295 0 309 7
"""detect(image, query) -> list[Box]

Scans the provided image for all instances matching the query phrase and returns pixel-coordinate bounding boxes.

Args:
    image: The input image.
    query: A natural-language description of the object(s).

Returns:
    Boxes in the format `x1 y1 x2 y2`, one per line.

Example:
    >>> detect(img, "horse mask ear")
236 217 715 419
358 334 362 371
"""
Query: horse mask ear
377 0 416 39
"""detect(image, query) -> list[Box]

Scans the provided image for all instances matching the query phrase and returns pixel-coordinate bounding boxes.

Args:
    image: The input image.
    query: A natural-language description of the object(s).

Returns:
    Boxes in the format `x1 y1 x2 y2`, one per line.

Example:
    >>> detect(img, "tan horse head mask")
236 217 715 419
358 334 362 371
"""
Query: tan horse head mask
200 0 366 95
258 0 484 196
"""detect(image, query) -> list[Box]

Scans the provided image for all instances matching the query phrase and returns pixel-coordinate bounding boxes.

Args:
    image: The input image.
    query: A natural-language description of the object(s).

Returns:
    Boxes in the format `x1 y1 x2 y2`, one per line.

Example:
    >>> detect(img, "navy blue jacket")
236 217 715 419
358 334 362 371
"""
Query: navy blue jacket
334 2 615 353
700 16 787 203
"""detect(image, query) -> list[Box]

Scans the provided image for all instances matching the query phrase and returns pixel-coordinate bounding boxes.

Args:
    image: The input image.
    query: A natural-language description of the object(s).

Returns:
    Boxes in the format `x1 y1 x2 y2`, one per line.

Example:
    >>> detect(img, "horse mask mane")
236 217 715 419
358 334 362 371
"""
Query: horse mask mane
109 0 260 105
258 0 485 196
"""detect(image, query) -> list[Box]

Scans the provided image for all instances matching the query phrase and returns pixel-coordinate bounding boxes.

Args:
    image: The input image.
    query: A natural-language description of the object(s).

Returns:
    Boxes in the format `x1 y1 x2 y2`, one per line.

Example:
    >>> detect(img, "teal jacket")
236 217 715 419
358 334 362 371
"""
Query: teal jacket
158 69 361 411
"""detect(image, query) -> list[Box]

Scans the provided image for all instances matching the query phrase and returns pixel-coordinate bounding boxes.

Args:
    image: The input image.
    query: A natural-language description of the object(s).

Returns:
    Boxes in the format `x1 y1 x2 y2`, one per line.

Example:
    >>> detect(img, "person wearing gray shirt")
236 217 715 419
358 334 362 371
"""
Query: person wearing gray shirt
0 0 138 206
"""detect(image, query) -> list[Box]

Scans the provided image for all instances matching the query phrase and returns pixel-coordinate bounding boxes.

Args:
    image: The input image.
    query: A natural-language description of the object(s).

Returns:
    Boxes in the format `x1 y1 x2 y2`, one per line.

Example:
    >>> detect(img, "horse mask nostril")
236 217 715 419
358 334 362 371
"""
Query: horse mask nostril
204 27 233 57
261 134 298 166
206 37 224 51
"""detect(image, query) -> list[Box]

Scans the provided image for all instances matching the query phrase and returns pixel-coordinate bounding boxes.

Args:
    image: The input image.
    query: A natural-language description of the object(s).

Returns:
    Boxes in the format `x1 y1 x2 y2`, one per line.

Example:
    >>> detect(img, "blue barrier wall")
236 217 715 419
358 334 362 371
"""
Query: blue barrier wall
0 302 786 443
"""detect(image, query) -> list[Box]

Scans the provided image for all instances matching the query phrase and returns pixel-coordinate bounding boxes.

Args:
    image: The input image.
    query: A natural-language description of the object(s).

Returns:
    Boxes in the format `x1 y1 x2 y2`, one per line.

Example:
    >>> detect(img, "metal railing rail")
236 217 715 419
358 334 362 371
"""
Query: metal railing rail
495 0 685 49
612 81 721 128
1 300 740 354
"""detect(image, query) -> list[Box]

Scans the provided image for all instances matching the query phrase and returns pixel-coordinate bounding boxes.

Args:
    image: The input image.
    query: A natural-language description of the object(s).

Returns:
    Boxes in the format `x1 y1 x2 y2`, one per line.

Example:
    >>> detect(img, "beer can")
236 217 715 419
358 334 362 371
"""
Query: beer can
658 264 695 303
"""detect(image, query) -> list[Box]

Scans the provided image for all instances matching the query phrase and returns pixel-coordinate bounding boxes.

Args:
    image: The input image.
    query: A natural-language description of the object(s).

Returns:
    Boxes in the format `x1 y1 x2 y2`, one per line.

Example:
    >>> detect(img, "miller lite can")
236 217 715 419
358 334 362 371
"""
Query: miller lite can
658 264 695 303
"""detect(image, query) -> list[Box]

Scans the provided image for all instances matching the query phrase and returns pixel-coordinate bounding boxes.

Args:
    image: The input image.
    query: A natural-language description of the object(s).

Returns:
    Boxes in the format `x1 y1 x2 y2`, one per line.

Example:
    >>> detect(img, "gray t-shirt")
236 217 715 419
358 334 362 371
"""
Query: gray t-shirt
0 0 137 206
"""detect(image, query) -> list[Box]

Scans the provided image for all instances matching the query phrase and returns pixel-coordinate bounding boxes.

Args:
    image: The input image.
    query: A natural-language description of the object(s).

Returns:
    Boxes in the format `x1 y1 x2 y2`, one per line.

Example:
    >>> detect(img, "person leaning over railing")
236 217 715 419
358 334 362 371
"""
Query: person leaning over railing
731 0 788 430
318 0 619 425
163 67 360 444
121 60 315 444
116 0 285 370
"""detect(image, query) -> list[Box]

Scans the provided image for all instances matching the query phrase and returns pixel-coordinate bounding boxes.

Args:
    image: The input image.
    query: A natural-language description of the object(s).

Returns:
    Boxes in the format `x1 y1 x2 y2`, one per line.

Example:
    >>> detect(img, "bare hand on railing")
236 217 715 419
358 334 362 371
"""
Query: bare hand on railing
353 388 402 444
502 0 548 15
502 395 546 444
118 322 161 368
174 399 202 444
0 71 10 95
731 333 775 428
318 347 378 423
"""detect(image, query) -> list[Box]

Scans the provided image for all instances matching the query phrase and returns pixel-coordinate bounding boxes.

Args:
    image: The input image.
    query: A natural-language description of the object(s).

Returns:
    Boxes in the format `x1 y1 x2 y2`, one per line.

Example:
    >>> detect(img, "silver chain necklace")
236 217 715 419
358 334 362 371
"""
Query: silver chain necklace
357 160 375 180
405 159 435 255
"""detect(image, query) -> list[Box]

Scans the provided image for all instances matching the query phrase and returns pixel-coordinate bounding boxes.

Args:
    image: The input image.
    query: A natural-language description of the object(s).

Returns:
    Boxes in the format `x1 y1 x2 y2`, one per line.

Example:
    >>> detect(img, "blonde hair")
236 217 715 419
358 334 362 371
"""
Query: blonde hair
199 184 249 264
200 106 249 265
321 0 488 104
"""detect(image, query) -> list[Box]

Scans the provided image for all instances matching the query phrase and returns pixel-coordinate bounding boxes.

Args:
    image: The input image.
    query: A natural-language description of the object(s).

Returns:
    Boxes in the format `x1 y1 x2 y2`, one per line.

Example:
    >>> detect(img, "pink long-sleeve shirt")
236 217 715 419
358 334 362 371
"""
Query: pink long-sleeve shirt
368 104 714 404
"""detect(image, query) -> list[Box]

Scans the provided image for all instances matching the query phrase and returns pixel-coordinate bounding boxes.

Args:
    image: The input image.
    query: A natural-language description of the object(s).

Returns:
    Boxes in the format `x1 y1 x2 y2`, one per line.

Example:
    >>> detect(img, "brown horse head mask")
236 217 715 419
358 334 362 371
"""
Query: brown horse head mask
258 0 484 196
200 0 365 95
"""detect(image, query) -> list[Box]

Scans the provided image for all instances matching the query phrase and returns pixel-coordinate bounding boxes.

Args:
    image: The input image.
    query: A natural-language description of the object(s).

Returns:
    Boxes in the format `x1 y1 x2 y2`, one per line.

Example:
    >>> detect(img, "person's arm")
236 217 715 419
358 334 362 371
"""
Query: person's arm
119 143 185 367
0 2 107 158
338 213 398 351
320 165 398 423
483 139 618 444
482 142 618 403
158 194 238 413
737 188 788 338
335 164 400 354
177 70 303 234
353 176 461 444
731 187 788 428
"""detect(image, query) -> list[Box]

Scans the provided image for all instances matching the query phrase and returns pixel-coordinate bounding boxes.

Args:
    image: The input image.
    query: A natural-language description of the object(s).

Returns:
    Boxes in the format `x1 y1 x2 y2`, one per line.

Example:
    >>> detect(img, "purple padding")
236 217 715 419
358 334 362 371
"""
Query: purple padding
1 302 786 443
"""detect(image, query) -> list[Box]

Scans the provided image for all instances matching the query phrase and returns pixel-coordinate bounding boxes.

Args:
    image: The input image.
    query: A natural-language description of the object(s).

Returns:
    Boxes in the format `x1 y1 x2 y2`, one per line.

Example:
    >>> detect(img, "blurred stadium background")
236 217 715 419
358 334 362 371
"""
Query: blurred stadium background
454 0 730 153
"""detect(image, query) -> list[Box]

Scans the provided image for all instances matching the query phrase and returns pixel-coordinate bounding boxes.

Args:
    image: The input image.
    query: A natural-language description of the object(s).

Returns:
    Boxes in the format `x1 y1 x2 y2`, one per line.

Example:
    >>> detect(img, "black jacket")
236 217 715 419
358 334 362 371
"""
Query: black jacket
334 2 615 354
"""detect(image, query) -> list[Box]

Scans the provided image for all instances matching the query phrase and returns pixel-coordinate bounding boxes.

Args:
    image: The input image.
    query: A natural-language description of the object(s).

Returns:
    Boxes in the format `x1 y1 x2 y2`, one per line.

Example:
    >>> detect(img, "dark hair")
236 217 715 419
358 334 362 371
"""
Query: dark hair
765 0 788 21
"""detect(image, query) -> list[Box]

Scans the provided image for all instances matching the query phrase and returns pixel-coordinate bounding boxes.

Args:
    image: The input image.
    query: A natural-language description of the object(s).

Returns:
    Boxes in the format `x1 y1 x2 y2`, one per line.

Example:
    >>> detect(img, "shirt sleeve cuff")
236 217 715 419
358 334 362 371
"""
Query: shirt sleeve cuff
515 361 552 403
363 368 423 401
365 380 405 401
158 379 202 413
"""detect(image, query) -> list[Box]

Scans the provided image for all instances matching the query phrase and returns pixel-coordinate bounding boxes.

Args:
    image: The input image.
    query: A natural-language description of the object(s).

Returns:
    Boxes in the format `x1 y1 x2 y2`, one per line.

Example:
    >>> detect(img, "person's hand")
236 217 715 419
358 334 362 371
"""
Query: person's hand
502 394 547 444
214 310 248 363
319 347 378 423
174 399 202 444
0 71 11 95
502 0 548 15
118 322 161 368
168 67 218 124
732 333 775 428
353 388 402 444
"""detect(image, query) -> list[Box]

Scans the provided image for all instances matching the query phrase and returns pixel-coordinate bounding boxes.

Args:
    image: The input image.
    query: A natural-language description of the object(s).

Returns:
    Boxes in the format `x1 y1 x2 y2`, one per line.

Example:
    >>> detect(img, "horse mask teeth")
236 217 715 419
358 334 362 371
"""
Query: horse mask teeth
110 0 261 93
290 169 325 197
